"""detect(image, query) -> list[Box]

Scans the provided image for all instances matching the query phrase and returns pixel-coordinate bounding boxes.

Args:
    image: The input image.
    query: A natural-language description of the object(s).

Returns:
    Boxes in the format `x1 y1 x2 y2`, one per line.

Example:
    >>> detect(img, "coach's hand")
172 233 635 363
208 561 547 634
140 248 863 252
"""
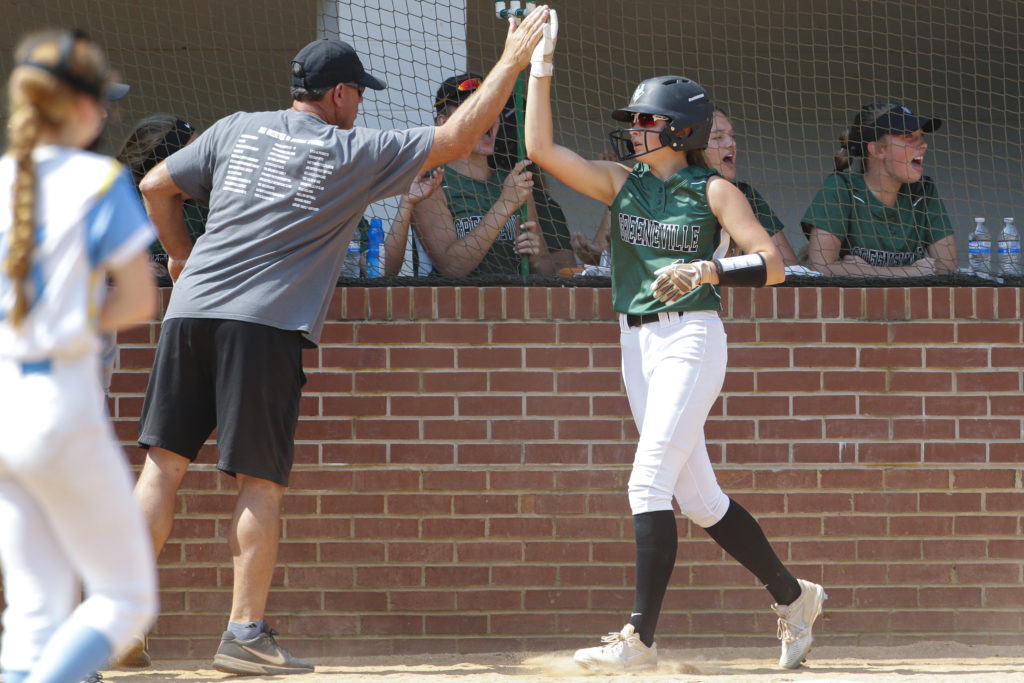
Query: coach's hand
651 259 715 303
531 9 558 77
501 5 549 71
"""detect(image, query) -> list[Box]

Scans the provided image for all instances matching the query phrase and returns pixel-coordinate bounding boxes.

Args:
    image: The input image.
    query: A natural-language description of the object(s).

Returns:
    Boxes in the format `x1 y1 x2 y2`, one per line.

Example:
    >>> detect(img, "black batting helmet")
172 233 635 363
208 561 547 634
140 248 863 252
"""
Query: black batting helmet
608 76 714 161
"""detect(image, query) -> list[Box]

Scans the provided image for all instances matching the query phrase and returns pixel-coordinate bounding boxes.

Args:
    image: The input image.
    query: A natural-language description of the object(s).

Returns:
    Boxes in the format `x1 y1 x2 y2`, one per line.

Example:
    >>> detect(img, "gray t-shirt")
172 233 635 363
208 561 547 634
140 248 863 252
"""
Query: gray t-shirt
164 109 433 344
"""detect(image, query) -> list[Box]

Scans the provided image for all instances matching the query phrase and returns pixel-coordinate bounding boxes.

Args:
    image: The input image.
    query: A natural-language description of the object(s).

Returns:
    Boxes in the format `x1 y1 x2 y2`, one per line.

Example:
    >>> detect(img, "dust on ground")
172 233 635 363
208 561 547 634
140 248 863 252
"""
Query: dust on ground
98 642 1024 682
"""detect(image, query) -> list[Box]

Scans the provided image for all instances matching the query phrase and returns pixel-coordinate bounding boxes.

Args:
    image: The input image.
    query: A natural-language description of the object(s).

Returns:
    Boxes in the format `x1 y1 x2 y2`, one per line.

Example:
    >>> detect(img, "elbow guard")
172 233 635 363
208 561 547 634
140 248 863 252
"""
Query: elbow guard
713 253 768 287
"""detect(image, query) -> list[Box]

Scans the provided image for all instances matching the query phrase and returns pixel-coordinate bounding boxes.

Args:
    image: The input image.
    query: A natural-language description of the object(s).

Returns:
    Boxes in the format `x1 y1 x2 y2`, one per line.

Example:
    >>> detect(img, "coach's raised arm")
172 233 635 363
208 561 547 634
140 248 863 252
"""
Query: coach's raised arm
420 4 549 173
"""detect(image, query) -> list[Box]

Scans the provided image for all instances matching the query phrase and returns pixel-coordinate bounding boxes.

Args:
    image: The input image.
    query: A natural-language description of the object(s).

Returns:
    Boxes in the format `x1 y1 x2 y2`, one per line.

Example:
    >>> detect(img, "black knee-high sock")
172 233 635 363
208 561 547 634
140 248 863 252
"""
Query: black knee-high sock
629 510 677 647
703 499 801 605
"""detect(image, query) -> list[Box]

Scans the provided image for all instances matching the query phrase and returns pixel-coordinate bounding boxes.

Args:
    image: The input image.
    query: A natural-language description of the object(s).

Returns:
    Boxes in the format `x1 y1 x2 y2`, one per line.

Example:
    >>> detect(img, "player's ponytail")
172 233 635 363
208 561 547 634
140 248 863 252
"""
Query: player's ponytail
833 129 854 172
4 30 107 326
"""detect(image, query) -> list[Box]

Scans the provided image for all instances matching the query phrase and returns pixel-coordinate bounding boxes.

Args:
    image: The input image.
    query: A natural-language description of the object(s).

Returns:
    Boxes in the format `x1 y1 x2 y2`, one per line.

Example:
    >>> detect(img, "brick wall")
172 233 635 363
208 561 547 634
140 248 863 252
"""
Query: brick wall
97 285 1024 657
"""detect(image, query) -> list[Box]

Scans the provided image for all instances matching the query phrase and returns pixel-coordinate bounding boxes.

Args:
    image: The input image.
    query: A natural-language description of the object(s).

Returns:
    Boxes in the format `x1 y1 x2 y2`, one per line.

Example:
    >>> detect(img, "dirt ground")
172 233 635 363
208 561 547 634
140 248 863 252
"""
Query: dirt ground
96 642 1024 682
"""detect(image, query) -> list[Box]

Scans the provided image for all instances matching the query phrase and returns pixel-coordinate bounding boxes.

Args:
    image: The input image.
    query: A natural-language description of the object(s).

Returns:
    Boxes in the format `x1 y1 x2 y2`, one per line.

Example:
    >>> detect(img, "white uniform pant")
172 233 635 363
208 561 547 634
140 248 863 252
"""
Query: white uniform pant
0 356 157 673
620 311 730 527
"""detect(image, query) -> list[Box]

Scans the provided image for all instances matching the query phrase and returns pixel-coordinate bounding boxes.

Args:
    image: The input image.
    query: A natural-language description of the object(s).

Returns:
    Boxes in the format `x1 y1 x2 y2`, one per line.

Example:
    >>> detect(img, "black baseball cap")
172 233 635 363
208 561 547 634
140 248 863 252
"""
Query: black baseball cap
290 38 386 91
434 72 484 113
859 103 941 143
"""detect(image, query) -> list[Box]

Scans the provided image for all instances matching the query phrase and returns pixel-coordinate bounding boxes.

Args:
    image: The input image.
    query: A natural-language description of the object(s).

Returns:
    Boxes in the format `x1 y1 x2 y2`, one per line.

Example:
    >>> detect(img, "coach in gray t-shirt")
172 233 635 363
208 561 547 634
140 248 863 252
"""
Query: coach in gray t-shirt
130 8 551 675
163 109 427 344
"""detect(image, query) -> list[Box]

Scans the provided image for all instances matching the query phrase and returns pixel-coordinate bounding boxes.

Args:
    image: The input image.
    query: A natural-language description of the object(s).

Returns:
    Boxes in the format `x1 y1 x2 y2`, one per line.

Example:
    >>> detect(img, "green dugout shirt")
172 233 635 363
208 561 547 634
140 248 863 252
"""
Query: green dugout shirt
440 166 572 276
609 164 726 315
801 172 952 267
736 180 784 235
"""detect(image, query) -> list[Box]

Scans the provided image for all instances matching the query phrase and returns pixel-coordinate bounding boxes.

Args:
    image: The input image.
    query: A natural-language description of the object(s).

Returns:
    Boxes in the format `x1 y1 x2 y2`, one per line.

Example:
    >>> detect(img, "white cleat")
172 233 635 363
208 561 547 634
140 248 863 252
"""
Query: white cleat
773 578 828 669
573 623 657 671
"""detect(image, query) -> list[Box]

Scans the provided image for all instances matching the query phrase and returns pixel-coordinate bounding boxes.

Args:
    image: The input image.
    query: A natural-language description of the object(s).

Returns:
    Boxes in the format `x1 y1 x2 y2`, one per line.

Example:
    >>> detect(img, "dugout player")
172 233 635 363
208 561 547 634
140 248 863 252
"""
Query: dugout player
525 12 827 672
407 72 574 277
706 108 799 267
127 7 550 675
801 102 957 277
0 29 158 683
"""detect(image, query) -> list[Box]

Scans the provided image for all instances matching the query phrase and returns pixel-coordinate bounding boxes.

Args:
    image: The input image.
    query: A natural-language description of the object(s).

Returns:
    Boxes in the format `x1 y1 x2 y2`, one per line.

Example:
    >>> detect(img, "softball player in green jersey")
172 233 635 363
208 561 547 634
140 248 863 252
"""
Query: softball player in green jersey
705 108 799 267
802 102 958 277
525 11 825 673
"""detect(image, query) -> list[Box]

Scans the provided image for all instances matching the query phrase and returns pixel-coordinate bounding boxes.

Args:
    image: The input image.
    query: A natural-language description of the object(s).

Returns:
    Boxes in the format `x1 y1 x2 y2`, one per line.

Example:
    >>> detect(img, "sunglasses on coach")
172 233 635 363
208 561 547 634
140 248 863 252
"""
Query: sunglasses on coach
344 82 366 96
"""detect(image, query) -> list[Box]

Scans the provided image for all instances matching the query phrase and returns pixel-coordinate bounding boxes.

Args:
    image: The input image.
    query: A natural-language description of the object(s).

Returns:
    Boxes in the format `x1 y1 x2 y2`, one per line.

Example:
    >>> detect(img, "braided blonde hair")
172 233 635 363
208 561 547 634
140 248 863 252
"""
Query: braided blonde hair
4 30 108 326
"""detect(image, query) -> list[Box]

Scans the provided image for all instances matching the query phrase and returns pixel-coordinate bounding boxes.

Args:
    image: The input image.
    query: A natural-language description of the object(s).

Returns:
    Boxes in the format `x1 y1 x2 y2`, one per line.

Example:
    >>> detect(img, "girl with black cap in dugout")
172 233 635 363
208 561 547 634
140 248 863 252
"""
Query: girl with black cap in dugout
801 102 958 277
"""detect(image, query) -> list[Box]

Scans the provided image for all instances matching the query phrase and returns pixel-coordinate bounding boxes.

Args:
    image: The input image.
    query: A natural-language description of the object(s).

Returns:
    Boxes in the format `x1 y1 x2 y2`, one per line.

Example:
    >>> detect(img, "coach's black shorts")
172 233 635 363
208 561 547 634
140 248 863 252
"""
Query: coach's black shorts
138 317 306 486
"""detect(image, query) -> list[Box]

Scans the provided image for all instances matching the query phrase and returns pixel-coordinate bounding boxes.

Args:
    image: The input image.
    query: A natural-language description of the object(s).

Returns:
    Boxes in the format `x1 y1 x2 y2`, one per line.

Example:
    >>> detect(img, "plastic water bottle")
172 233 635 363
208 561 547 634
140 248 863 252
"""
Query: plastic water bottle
967 217 992 278
341 240 361 278
366 217 384 278
998 216 1021 277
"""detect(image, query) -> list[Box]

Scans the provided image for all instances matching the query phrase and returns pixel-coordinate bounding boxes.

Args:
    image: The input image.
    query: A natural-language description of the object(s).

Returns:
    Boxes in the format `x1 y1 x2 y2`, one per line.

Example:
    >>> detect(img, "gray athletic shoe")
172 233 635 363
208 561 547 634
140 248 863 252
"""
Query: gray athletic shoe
773 578 827 669
111 635 150 668
212 625 314 675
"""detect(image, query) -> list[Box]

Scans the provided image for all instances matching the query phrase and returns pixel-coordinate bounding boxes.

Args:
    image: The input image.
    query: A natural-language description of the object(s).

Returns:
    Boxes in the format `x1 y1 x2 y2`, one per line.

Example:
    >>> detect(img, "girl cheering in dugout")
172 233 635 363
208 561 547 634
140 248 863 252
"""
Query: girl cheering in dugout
801 102 957 277
524 12 825 673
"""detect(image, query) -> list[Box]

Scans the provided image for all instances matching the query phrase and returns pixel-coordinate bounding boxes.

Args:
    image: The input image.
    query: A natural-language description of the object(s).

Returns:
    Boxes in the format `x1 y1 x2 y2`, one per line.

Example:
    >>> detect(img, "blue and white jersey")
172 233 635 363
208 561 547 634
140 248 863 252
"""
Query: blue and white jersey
0 146 155 362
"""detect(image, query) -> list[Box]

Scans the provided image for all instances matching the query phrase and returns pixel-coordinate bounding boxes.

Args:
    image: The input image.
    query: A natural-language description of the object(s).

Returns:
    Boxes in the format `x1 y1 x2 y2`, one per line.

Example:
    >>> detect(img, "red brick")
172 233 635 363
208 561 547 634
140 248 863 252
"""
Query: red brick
858 442 923 464
924 347 988 368
792 394 856 416
860 347 923 368
860 394 923 416
826 322 888 343
825 418 890 439
756 371 822 392
390 346 456 369
356 322 422 344
960 419 1020 439
423 419 488 440
793 346 857 367
822 370 887 392
923 442 987 463
423 322 490 344
819 469 883 489
956 371 1020 392
496 420 560 443
890 322 955 343
919 492 983 513
890 370 953 392
727 346 792 368
756 321 823 343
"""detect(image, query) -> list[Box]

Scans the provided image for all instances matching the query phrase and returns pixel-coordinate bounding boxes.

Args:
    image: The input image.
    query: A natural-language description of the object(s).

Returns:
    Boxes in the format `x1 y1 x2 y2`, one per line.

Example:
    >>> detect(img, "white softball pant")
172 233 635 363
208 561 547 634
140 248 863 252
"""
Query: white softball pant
0 355 157 673
620 311 731 527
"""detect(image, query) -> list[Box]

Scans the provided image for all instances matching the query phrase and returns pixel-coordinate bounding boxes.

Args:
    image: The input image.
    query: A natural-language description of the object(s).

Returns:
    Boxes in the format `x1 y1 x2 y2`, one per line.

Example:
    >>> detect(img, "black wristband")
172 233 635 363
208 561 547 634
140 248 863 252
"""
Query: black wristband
713 254 768 287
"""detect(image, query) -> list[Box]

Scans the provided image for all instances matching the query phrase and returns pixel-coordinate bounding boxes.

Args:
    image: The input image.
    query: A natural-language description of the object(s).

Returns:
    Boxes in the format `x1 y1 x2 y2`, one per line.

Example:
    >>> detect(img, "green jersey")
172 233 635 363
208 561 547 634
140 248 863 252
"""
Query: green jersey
801 172 952 266
610 164 726 315
736 180 784 235
441 166 571 276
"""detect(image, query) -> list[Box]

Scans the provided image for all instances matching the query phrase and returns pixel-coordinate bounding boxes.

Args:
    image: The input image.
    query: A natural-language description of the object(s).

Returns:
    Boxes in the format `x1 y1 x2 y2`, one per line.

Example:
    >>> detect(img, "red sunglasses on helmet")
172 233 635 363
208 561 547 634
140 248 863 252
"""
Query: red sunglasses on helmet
632 112 670 129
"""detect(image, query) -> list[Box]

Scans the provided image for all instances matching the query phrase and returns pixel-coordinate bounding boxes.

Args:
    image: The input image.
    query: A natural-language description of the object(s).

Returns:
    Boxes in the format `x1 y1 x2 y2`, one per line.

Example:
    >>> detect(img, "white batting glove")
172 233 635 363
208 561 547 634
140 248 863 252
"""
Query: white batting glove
530 9 557 77
651 259 715 303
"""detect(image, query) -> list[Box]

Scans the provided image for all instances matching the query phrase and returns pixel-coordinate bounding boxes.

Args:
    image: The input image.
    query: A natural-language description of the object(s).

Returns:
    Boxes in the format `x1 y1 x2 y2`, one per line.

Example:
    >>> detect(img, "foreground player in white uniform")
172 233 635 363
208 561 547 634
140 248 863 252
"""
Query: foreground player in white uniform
0 30 158 683
526 12 826 672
